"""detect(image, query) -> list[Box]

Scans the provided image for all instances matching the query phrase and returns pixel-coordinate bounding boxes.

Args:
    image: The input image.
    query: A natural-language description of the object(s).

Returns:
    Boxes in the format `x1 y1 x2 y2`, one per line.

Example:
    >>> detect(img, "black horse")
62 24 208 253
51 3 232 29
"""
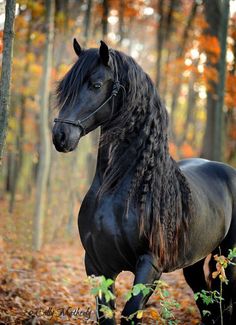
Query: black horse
52 40 236 324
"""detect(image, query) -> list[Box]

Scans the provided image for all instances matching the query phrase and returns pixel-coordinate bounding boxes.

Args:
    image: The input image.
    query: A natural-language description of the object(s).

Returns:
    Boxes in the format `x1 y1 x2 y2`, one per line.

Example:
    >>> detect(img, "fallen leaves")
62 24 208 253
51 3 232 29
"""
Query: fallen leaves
0 242 200 324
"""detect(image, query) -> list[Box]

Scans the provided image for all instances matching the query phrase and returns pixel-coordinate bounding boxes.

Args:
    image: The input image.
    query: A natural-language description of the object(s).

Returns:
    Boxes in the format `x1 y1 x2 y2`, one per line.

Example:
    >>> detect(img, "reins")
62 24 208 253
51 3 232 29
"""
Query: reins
54 52 123 135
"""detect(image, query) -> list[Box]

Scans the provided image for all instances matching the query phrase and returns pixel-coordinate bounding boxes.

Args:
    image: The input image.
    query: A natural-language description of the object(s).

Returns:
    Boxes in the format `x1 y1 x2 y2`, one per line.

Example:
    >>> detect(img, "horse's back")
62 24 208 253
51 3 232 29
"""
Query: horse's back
178 158 236 262
179 158 236 196
179 157 236 219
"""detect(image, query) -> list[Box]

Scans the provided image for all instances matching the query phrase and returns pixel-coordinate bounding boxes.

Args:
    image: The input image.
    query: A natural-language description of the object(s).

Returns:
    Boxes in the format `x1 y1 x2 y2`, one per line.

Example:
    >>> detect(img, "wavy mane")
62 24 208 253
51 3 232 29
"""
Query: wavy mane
100 50 193 267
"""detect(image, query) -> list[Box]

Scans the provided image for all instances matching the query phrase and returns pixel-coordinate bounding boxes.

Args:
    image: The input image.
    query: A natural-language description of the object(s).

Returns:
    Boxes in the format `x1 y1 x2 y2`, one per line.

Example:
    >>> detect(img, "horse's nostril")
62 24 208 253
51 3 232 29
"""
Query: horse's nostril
60 131 66 144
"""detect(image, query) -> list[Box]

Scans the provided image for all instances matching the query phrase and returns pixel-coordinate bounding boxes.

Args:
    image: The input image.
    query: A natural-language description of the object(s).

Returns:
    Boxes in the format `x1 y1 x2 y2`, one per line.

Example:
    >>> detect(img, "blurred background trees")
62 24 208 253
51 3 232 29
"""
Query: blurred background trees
0 0 16 163
0 0 235 250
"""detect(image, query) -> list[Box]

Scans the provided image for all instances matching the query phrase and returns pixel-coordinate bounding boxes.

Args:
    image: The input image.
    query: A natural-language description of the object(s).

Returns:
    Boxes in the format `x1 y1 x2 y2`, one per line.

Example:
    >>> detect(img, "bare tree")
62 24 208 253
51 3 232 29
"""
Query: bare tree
102 0 109 38
0 0 16 165
156 0 164 88
33 0 55 250
201 0 230 160
118 0 125 44
83 0 93 45
213 0 230 160
9 19 33 212
170 1 198 128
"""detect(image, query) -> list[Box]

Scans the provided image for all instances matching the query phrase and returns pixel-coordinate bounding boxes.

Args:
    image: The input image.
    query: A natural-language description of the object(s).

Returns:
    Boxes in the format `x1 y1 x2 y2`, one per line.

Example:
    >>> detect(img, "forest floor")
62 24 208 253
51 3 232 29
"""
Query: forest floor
0 239 201 325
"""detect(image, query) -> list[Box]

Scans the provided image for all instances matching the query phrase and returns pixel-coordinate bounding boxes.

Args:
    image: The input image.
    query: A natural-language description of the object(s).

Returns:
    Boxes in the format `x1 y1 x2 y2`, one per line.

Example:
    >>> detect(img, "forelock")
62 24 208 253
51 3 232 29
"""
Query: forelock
56 49 100 109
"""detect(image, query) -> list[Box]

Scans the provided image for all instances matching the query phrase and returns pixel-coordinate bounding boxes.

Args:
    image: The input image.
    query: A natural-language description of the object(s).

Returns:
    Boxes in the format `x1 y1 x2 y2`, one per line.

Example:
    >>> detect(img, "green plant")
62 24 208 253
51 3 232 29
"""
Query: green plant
122 280 180 323
154 280 180 324
88 275 115 322
194 289 223 305
89 276 180 324
194 247 236 325
124 283 151 302
89 275 115 303
227 247 236 262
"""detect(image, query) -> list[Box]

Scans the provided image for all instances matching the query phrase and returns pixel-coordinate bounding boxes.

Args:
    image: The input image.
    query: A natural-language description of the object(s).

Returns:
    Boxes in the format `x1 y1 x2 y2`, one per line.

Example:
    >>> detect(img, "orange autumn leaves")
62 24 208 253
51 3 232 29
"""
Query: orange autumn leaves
0 242 200 324
225 74 236 109
169 142 197 159
198 35 221 65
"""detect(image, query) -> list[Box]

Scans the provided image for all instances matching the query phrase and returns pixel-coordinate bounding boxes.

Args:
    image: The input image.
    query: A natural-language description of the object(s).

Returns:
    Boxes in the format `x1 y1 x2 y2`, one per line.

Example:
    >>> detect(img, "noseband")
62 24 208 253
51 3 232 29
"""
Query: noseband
54 54 122 136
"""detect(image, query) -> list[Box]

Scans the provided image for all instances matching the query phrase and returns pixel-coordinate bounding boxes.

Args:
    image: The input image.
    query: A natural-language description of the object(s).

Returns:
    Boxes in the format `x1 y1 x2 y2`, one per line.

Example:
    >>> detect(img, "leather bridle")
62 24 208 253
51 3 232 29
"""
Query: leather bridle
54 55 122 136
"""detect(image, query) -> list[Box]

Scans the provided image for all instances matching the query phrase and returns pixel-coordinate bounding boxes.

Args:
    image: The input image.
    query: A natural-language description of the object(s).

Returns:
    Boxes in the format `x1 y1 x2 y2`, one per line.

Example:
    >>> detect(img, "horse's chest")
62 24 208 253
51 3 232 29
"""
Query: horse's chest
79 194 142 272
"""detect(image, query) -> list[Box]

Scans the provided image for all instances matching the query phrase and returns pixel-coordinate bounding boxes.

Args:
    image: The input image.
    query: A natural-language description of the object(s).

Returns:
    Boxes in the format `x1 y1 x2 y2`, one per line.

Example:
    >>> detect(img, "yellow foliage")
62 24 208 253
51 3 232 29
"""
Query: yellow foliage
196 109 206 123
15 15 28 30
6 117 18 144
8 116 18 131
56 11 65 30
26 52 35 64
13 56 25 68
20 85 33 97
29 2 44 18
31 32 46 47
136 310 143 319
56 63 71 80
29 63 42 76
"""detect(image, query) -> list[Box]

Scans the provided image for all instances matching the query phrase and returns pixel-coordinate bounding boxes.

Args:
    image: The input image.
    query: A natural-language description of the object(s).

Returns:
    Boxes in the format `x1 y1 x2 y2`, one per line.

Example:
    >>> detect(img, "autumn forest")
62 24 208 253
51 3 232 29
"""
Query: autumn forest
0 0 236 324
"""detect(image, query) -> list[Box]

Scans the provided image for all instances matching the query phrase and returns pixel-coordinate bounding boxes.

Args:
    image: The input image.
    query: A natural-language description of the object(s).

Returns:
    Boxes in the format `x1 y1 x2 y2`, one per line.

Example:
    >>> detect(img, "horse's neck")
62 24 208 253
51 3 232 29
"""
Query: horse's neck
95 141 110 179
94 132 143 186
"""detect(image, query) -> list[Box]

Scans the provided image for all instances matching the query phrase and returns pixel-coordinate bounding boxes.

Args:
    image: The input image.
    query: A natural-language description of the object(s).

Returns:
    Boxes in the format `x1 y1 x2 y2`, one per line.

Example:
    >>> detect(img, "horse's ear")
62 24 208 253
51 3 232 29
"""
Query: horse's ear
99 40 109 66
73 38 82 57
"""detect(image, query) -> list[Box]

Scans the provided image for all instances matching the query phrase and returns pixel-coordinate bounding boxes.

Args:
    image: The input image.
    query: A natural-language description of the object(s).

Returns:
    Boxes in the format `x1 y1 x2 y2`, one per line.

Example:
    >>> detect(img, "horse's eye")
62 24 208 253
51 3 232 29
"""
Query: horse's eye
93 82 102 89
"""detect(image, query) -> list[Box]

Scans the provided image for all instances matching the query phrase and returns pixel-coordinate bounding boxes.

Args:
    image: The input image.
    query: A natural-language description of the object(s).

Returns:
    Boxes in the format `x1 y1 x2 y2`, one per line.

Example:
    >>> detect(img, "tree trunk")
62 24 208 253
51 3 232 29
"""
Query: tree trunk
33 0 55 250
164 0 178 42
156 0 164 89
83 0 93 46
177 59 198 147
161 0 179 102
0 0 16 165
118 0 125 45
9 22 33 212
213 0 229 161
225 21 236 163
102 0 109 38
201 0 229 161
170 1 198 129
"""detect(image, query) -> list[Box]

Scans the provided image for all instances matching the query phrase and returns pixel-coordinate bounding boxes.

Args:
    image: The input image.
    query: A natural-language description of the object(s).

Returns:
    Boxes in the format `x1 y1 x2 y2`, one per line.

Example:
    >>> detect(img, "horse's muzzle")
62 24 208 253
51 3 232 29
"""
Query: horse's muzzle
52 123 81 153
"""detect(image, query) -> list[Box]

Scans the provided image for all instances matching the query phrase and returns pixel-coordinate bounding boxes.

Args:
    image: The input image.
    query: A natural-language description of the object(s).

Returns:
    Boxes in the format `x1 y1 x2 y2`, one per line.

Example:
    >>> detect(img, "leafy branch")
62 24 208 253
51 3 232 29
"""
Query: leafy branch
194 247 236 325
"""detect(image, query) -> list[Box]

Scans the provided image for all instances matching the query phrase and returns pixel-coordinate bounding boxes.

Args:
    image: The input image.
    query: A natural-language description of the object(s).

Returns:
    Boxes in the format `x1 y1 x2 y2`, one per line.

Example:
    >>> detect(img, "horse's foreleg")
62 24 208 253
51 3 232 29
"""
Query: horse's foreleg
85 254 117 324
96 282 116 325
121 254 161 325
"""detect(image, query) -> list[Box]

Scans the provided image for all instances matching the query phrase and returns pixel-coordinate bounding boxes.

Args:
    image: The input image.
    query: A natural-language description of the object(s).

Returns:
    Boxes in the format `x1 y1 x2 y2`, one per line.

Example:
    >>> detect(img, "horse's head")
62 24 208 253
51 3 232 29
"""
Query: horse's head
52 40 121 152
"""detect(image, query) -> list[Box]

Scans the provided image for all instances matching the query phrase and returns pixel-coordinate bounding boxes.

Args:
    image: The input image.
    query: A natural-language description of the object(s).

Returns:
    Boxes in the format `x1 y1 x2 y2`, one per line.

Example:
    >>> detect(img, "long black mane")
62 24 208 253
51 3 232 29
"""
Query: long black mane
57 49 194 267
